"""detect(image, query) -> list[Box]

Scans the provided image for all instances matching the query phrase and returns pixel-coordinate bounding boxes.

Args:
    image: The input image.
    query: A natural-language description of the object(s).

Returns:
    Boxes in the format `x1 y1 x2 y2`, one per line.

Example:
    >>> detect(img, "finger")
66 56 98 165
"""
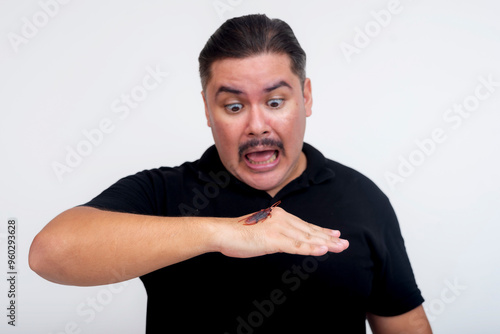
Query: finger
274 237 327 256
328 229 341 238
277 237 346 256
283 220 346 248
328 238 349 253
277 229 349 255
282 215 340 240
263 209 348 255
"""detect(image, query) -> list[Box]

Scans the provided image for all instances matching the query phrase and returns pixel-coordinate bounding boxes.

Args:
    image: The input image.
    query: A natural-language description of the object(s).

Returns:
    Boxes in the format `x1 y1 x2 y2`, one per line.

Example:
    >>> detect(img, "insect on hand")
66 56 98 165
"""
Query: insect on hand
239 201 282 225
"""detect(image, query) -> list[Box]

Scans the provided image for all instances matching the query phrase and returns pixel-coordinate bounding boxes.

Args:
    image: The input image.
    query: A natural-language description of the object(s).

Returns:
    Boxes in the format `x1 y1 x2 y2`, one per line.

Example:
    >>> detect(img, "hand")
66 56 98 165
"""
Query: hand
213 207 349 258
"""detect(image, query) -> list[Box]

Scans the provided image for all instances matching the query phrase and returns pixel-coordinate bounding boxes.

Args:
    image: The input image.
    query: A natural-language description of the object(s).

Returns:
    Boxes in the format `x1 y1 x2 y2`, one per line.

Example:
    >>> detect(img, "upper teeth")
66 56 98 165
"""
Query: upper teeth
248 151 278 164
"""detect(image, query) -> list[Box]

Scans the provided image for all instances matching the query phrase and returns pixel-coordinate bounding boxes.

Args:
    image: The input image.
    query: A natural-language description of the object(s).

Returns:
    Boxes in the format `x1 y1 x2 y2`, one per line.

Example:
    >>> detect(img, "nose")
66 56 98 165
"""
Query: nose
246 106 270 137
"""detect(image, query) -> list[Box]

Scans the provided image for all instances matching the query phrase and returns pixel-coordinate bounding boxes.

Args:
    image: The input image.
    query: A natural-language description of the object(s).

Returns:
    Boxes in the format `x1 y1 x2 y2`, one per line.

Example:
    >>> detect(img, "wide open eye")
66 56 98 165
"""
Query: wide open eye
267 98 284 108
225 103 243 113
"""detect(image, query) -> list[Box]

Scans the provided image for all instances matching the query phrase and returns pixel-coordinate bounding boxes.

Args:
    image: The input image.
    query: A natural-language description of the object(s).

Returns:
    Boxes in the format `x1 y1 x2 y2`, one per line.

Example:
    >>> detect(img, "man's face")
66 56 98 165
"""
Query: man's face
202 53 312 197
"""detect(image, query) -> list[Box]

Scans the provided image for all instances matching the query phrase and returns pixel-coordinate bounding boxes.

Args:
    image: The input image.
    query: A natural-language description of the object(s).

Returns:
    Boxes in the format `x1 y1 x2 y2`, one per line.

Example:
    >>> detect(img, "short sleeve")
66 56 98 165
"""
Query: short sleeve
367 197 424 316
82 169 166 216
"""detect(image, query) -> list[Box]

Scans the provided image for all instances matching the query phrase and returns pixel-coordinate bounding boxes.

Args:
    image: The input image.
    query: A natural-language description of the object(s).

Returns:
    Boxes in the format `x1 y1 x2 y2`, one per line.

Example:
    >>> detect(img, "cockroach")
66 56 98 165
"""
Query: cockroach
239 201 282 225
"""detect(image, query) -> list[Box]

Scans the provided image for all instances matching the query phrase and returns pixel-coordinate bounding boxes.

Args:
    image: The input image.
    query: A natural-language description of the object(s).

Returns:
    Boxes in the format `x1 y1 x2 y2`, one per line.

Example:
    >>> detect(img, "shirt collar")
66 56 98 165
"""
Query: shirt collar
300 142 336 185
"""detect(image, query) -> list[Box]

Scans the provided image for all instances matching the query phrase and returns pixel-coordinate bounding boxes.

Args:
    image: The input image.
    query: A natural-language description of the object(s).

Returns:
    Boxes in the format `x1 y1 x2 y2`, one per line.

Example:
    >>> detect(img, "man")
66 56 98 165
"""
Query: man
30 14 431 333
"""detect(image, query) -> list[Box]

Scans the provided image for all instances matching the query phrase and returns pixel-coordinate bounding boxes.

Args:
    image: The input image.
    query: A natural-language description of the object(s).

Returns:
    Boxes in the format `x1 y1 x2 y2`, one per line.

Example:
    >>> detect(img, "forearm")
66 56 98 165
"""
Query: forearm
30 206 349 287
29 206 219 286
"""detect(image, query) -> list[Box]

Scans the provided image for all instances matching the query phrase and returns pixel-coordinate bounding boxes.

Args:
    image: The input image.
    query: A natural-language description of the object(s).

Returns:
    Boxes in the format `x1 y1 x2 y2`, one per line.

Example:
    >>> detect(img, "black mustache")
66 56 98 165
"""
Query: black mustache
238 138 284 157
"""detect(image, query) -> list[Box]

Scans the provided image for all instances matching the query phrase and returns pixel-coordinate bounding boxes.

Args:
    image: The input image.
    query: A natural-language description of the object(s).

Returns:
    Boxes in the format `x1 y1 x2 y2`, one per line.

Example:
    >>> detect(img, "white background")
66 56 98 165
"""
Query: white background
1 0 499 333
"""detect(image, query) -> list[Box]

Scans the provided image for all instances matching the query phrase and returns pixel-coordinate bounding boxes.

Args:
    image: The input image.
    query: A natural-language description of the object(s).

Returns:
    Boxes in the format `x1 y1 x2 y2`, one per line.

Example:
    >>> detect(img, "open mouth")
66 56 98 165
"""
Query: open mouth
245 150 279 165
239 138 284 171
243 149 280 171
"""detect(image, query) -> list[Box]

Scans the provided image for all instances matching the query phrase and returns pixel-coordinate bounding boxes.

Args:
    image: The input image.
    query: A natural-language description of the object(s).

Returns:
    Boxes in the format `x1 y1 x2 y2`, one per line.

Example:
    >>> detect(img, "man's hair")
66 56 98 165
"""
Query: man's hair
198 14 306 91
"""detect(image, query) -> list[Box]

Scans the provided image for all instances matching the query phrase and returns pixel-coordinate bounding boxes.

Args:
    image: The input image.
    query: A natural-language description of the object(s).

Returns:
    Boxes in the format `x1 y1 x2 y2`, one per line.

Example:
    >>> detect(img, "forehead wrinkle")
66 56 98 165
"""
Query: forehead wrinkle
263 80 293 93
215 85 244 98
214 79 292 100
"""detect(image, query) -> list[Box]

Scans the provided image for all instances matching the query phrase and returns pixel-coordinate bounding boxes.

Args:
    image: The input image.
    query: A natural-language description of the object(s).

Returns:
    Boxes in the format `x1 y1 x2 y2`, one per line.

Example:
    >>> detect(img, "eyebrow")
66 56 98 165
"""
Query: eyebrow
214 80 293 98
215 86 243 97
264 80 292 93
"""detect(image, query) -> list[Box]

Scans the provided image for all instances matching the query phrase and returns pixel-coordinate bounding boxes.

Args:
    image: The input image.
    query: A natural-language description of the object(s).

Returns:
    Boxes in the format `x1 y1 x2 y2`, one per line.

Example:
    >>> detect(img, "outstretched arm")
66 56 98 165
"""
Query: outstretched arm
29 206 348 286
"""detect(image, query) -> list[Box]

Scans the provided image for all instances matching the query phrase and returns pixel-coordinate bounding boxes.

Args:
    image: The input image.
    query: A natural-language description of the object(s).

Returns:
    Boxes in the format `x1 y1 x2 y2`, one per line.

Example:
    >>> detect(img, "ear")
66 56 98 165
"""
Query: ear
201 91 212 127
303 78 313 117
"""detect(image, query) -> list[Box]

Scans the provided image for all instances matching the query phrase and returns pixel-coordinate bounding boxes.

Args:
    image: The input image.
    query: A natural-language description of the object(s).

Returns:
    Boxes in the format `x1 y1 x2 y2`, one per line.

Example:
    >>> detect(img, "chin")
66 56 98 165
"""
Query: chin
240 172 283 193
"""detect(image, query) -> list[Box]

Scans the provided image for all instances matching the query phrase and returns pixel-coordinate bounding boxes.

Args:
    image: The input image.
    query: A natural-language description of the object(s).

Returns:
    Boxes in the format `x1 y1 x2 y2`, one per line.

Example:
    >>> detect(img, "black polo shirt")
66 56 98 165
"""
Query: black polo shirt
84 143 424 333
